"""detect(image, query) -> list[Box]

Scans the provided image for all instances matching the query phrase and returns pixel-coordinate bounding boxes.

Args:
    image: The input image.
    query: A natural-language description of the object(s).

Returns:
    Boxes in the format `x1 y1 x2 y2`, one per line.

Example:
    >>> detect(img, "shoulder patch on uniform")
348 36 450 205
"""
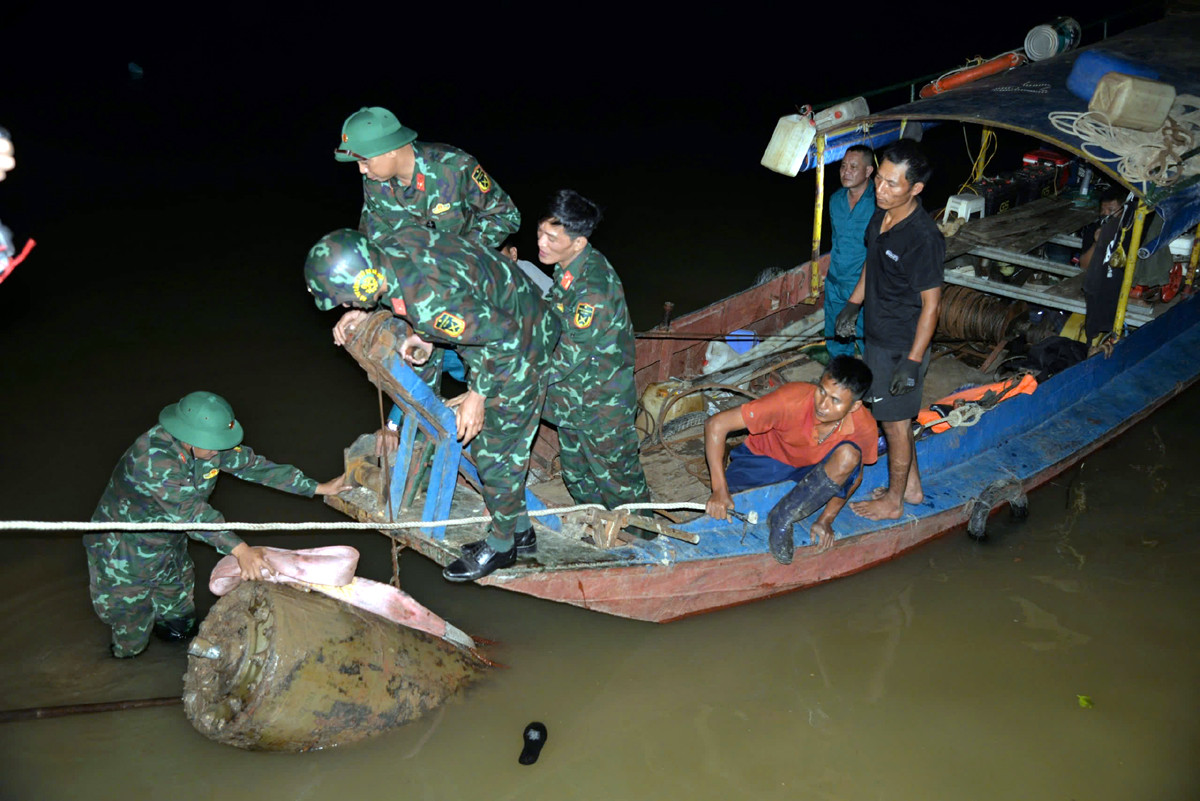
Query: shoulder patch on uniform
390 297 407 316
559 270 574 290
415 174 426 192
433 311 465 338
573 302 595 329
471 165 491 193
353 268 384 302
203 468 220 480
432 202 451 215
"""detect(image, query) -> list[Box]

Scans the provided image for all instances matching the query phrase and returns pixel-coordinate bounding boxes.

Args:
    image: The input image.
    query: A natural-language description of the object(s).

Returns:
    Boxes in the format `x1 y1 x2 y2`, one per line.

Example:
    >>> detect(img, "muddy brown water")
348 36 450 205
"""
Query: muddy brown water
2 112 1198 798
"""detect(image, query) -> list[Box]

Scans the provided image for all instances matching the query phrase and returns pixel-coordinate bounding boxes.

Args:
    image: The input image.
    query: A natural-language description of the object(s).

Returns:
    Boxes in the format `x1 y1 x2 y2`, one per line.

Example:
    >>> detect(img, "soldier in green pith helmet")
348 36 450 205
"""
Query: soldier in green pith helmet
334 106 520 248
305 227 560 583
536 190 650 511
86 392 348 658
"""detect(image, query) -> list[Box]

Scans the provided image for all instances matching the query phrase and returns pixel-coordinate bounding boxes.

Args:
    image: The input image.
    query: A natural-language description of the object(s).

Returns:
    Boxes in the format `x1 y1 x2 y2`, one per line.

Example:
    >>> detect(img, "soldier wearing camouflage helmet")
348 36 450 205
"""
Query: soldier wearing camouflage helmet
305 227 560 583
85 392 347 658
335 106 520 249
536 190 651 512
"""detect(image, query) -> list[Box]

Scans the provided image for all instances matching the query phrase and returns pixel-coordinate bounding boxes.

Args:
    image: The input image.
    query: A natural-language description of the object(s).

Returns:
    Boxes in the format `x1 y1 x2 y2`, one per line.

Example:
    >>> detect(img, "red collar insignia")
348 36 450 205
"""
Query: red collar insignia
415 174 425 192
559 270 574 290
390 297 407 316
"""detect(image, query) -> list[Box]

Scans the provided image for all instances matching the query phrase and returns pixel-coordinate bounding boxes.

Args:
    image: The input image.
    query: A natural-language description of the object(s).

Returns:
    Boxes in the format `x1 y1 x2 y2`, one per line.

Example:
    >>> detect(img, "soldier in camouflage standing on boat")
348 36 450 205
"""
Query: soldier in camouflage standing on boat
537 190 651 511
334 105 521 401
305 226 560 583
335 105 520 248
87 392 347 658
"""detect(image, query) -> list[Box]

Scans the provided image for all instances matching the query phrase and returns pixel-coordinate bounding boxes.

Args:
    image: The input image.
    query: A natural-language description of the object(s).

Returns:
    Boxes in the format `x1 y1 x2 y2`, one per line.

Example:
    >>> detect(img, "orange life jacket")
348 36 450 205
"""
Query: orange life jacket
917 373 1038 433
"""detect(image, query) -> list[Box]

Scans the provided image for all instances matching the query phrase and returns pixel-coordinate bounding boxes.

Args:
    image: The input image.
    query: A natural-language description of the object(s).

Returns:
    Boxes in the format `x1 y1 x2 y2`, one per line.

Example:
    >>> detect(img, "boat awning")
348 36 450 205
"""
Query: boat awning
812 15 1200 255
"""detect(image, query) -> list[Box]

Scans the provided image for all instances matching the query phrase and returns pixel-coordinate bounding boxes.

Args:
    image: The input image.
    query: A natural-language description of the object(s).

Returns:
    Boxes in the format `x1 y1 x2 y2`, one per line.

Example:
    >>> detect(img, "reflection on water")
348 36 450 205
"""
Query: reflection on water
2 386 1198 799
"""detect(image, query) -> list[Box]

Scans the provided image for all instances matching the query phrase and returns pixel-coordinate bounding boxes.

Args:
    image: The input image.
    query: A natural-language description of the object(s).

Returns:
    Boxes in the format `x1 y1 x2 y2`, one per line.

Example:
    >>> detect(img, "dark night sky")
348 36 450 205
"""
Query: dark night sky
0 2 1150 324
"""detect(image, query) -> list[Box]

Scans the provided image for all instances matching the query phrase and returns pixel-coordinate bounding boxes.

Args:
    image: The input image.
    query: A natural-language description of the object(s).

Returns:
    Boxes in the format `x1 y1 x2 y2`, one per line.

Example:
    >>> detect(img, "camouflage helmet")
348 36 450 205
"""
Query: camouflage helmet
334 106 418 162
305 228 386 311
159 391 244 451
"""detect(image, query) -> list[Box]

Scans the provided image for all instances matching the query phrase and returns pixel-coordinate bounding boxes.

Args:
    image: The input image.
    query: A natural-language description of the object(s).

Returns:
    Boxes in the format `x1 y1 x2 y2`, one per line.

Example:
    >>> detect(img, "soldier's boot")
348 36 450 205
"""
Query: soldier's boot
109 643 142 659
766 468 842 565
462 527 536 557
153 617 199 643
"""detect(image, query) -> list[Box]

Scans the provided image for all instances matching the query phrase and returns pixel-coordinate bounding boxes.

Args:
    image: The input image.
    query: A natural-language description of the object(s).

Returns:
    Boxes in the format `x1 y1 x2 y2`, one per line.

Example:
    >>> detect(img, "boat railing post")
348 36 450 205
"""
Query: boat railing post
1112 199 1149 337
1186 224 1200 292
807 133 826 305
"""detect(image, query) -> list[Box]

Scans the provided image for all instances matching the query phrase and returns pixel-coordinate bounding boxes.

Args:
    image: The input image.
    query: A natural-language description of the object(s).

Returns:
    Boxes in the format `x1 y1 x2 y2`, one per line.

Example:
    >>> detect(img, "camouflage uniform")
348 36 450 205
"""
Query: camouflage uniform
360 142 520 249
85 425 317 657
370 228 560 549
544 244 650 508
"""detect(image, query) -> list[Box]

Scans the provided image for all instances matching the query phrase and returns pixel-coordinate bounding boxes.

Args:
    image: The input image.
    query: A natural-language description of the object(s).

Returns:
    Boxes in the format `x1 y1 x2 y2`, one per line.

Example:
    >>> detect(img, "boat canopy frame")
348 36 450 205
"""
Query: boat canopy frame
798 13 1200 336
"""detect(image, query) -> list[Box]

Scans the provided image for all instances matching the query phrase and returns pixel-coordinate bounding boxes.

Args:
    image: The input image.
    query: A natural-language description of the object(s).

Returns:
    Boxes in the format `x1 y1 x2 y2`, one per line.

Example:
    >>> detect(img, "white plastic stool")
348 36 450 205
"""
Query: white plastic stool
943 193 986 224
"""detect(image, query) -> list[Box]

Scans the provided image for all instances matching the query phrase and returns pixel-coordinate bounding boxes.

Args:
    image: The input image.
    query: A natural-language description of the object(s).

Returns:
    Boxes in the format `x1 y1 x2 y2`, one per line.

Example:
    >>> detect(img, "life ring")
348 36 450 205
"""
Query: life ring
920 53 1027 98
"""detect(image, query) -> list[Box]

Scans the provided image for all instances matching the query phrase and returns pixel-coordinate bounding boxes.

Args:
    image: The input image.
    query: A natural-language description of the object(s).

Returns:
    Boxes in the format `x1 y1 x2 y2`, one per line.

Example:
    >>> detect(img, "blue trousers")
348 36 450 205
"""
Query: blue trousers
725 442 861 497
824 278 863 360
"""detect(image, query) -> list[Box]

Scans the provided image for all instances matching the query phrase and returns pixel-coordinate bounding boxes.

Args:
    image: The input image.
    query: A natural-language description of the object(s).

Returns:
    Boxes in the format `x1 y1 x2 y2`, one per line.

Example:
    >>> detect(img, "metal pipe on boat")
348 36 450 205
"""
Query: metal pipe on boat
808 133 826 304
1113 200 1150 336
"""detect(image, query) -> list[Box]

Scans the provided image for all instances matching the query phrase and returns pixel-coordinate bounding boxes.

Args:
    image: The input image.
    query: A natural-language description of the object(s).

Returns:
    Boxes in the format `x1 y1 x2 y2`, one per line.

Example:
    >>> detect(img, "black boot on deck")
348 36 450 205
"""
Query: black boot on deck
766 468 842 565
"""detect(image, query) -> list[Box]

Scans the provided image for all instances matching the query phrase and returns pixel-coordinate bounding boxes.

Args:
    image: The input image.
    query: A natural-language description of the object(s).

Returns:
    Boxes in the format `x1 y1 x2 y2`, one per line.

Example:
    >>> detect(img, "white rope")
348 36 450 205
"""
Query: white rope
0 502 710 534
1047 94 1200 188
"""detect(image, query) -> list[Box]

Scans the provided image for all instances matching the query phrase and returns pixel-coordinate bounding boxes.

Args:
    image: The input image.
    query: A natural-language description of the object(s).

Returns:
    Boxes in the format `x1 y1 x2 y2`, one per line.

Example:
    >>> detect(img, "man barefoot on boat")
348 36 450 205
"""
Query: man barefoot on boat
704 356 878 562
835 141 943 521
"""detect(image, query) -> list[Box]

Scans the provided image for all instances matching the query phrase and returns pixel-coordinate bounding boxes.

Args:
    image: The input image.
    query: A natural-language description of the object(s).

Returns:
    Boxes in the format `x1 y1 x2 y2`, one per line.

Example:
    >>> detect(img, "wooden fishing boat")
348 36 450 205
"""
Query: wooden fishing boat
326 11 1200 622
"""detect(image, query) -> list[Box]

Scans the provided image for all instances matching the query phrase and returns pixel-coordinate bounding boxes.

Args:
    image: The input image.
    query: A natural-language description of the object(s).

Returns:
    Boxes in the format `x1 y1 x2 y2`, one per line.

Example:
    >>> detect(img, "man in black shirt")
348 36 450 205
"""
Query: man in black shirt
834 141 944 520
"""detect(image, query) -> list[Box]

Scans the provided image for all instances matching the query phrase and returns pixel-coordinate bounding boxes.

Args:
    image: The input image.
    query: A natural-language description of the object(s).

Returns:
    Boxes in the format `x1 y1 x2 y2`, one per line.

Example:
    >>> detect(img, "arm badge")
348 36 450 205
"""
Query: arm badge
573 303 595 329
433 311 466 338
471 165 491 193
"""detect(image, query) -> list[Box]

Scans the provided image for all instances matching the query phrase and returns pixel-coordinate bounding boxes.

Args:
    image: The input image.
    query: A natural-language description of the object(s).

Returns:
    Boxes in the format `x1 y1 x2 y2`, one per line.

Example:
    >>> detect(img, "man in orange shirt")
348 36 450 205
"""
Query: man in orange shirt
705 356 877 563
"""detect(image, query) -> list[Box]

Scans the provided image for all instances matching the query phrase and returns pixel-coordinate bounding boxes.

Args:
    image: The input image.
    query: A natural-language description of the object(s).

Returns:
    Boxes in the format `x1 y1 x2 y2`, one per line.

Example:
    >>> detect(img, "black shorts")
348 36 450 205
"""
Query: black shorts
863 346 931 422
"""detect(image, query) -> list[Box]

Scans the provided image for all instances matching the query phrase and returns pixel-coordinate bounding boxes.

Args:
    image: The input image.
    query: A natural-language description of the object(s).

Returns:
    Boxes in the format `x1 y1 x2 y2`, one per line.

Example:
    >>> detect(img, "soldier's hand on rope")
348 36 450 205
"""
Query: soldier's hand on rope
333 310 371 346
445 390 485 444
231 543 275 581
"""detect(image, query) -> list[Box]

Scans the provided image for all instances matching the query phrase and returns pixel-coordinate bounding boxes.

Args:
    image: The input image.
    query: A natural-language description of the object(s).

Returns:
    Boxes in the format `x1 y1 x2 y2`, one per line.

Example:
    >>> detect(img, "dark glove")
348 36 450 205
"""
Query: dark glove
889 358 921 396
834 301 861 340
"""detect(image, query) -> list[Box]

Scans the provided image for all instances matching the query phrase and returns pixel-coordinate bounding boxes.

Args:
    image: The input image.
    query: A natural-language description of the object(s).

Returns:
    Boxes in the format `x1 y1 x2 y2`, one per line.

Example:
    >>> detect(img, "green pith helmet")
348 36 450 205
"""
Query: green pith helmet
334 106 418 162
159 391 244 451
305 228 384 311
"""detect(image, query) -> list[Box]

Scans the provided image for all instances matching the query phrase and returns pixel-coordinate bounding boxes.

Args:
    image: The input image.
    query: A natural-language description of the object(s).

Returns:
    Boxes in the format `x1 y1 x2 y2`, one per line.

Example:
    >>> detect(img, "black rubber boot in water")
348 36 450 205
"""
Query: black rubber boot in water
766 468 842 565
153 617 199 643
519 722 548 765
